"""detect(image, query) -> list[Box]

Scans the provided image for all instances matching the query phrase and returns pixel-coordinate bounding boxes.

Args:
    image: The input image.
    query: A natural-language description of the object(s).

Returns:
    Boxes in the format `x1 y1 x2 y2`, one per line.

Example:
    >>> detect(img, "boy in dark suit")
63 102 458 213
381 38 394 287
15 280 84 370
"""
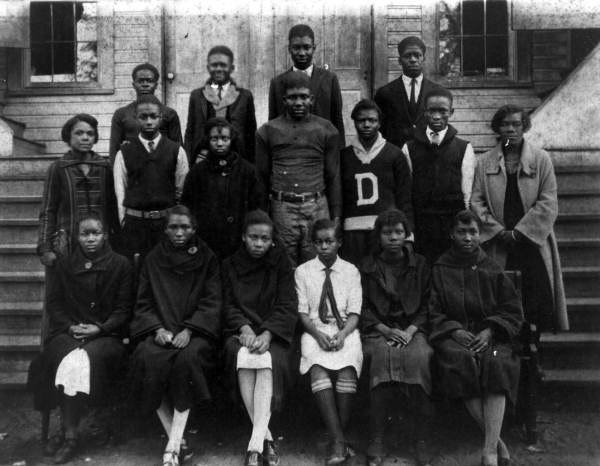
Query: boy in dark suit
374 36 443 149
184 45 257 164
109 63 182 163
268 24 345 142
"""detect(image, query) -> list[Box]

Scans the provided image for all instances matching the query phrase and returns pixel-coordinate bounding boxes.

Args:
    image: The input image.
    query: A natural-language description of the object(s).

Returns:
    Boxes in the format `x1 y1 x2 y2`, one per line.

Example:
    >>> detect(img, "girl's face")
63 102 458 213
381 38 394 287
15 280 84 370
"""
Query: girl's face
208 126 232 157
242 223 273 259
70 121 96 153
78 218 105 255
450 220 481 254
165 214 196 248
313 227 340 264
379 222 406 254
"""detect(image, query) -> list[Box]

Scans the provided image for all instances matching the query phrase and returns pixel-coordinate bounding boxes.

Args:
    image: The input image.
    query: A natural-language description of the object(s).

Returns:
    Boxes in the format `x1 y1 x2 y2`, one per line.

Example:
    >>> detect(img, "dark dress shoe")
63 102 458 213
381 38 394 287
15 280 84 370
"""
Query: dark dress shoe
414 440 434 466
326 440 347 465
244 450 263 466
367 455 384 466
43 434 65 456
53 438 77 464
179 441 194 463
262 439 280 466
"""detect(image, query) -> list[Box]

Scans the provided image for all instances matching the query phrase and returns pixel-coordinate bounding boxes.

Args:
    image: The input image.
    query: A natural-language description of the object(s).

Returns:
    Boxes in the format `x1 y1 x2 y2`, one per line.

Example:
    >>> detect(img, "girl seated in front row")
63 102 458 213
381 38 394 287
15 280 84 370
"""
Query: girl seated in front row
295 219 363 465
29 214 133 464
222 210 298 466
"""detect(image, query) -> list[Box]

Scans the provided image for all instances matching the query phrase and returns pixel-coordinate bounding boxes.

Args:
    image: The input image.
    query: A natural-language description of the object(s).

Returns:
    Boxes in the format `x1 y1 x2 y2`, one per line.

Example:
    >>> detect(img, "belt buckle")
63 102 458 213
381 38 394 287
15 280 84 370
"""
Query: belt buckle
147 210 161 219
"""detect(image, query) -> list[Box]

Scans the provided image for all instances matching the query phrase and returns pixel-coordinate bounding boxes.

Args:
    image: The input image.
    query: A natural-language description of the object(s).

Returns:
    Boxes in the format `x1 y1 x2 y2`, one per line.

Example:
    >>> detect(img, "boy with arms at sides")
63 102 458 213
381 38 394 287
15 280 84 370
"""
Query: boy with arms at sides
113 94 189 261
185 45 257 164
256 71 341 266
402 88 475 264
340 99 413 265
268 24 344 142
109 63 182 163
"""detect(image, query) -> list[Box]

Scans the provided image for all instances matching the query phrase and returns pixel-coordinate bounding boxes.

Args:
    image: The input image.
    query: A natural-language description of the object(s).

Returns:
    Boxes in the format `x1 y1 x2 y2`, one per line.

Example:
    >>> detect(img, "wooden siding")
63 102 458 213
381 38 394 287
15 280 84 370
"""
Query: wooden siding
531 30 571 94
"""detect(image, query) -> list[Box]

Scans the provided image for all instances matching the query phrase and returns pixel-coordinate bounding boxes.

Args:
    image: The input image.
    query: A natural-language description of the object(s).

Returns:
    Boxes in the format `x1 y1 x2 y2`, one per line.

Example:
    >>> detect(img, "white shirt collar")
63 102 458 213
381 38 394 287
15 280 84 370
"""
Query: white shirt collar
316 256 341 272
349 132 387 164
401 73 423 86
210 81 231 91
138 133 161 152
293 63 314 77
426 125 448 144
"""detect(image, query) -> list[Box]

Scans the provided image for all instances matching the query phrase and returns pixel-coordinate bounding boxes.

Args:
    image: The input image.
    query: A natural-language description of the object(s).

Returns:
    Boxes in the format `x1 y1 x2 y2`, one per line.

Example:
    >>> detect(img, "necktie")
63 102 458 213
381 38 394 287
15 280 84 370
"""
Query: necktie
430 132 441 146
217 85 223 101
318 268 344 329
147 140 155 153
408 78 418 119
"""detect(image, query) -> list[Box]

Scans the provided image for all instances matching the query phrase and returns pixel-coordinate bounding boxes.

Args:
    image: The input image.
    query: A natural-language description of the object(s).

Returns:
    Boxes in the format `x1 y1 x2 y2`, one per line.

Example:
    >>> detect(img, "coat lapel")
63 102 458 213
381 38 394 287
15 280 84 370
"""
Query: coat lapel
309 67 325 100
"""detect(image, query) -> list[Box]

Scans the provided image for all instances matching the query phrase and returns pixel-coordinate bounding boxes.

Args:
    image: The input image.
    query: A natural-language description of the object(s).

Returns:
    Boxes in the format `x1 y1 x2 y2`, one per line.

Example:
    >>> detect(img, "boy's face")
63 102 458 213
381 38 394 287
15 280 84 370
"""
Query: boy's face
379 222 406 254
313 228 341 264
132 69 158 96
207 53 234 85
208 126 232 157
425 96 453 132
136 102 162 139
243 223 273 259
165 214 196 248
69 121 95 153
450 220 480 254
498 112 525 147
78 218 105 255
399 44 424 78
283 86 313 120
354 109 380 141
288 35 315 70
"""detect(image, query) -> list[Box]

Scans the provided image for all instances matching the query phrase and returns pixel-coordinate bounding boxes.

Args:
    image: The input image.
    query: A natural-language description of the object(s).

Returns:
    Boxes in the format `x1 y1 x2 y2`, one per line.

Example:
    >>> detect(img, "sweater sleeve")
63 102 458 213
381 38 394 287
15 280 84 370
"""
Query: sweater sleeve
483 271 524 341
222 263 252 334
45 261 75 336
330 73 345 143
255 127 271 194
167 109 183 146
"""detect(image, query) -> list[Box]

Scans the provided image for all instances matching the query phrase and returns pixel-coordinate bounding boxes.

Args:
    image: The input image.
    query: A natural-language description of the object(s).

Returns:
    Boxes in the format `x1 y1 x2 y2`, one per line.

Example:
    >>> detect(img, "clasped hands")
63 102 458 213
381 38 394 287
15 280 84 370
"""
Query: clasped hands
155 327 192 348
315 330 346 351
239 326 272 354
452 327 493 353
69 323 100 340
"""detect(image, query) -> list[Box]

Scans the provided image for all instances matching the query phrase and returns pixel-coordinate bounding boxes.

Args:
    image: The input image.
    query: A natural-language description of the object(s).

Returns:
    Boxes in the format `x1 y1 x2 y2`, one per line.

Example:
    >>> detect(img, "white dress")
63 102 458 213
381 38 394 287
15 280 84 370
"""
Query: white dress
295 256 363 376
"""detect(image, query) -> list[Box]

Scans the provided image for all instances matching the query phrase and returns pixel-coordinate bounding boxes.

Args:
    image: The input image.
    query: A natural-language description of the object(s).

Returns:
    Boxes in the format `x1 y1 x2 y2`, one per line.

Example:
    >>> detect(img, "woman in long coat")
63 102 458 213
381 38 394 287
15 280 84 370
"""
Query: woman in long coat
129 205 221 466
28 214 133 464
359 209 433 466
429 210 523 466
470 104 567 331
222 210 297 466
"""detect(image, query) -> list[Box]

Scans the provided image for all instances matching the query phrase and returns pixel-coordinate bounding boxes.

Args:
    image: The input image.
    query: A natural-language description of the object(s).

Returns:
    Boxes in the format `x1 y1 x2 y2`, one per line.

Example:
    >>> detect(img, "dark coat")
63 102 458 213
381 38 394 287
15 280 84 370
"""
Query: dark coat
222 244 298 411
28 244 133 410
184 84 257 163
268 67 345 142
374 76 443 149
429 247 524 404
180 152 267 259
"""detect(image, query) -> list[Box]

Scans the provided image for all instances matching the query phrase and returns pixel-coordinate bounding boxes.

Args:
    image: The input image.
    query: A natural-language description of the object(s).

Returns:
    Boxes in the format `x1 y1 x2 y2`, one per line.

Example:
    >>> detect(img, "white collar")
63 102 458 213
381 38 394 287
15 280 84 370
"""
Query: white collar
349 132 387 164
316 256 341 271
293 64 314 77
427 125 448 144
210 81 230 90
139 133 161 152
401 73 423 85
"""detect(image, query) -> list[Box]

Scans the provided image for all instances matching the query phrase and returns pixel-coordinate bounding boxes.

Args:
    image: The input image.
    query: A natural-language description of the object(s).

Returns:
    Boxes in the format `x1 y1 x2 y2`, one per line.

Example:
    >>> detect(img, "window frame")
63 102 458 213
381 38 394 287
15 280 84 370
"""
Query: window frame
7 0 114 96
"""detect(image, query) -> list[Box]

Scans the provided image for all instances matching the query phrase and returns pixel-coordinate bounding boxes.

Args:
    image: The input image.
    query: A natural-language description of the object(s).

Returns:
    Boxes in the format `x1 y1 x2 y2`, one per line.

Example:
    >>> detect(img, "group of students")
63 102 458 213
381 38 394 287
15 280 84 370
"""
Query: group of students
29 23 567 466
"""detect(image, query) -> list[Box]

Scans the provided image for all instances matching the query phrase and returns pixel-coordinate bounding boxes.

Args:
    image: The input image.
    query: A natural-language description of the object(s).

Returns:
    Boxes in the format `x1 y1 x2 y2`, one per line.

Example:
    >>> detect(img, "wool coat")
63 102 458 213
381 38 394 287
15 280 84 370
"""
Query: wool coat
429 248 524 404
184 83 257 163
222 244 298 411
470 140 568 331
268 66 345 142
28 244 133 410
374 76 443 149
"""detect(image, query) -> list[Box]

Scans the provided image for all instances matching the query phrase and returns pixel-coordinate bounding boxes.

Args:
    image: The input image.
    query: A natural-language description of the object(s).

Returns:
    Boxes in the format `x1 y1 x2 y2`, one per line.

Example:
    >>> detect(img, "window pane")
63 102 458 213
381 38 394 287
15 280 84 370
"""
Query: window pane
486 0 508 35
53 42 76 78
30 2 51 42
486 35 508 74
439 37 462 78
439 0 461 39
463 36 485 75
30 43 52 81
77 3 97 42
463 0 484 35
77 42 98 82
53 2 75 41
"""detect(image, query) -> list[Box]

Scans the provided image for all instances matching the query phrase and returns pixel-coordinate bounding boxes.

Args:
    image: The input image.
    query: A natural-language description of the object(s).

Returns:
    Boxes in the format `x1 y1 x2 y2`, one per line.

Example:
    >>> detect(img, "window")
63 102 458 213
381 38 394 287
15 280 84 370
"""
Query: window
29 1 97 83
438 0 509 79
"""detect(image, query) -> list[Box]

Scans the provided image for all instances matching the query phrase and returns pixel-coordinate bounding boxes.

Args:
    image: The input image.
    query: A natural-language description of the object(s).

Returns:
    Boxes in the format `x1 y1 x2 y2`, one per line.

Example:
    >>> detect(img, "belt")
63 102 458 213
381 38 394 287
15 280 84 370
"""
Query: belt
125 207 169 219
270 190 324 203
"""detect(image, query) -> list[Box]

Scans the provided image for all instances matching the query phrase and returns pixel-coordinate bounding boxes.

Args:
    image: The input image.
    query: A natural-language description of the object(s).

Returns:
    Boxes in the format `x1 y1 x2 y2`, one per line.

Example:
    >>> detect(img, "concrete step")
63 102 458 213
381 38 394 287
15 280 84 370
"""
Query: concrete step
0 196 42 218
554 164 600 192
0 371 28 389
0 115 26 138
558 189 600 213
567 298 600 332
540 332 600 370
13 136 46 156
0 218 38 244
0 271 45 302
557 238 600 267
0 244 43 272
0 175 45 196
562 266 600 298
0 302 43 334
543 369 600 386
555 213 600 238
0 155 58 176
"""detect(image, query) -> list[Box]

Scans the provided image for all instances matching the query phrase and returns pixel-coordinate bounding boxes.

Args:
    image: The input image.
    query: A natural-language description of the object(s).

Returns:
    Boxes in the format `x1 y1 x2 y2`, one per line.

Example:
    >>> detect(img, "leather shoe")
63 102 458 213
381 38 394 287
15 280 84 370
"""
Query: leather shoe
414 439 434 466
53 438 77 464
179 440 193 464
326 440 346 465
44 433 65 456
244 450 263 466
262 439 280 466
367 455 384 466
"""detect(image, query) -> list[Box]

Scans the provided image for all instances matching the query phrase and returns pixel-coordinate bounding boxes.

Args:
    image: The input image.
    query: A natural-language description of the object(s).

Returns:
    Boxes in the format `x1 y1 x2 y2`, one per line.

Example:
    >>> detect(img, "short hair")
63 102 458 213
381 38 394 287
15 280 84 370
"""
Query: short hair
490 104 532 134
288 24 315 42
374 209 412 239
134 94 163 112
131 63 159 81
207 45 234 62
451 210 482 231
201 117 239 153
243 209 274 235
61 113 99 144
350 99 382 121
282 71 311 92
397 36 426 55
310 218 342 242
424 87 454 107
165 205 197 229
76 211 105 232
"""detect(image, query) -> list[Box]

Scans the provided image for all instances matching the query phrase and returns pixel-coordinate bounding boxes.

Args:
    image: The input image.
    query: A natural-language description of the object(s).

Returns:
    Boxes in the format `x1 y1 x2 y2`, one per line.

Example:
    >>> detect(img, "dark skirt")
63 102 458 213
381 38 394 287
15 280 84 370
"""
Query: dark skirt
28 333 127 411
223 335 294 413
433 338 520 405
362 332 433 395
129 334 217 413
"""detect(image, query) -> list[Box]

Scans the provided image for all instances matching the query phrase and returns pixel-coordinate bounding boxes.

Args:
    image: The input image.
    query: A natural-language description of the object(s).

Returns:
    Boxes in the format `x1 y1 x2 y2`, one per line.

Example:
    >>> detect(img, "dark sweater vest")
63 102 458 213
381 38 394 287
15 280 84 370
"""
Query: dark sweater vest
122 137 179 210
407 125 468 212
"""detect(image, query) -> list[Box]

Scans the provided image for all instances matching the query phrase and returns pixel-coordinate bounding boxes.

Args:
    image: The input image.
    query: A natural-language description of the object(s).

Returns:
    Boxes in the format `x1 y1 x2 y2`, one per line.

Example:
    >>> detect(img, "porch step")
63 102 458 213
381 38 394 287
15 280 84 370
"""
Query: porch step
0 271 45 302
0 196 43 218
562 266 600 298
555 164 600 192
0 371 28 390
0 244 43 272
557 238 600 267
567 298 600 332
539 332 600 370
0 218 39 244
543 369 600 386
0 302 43 334
555 213 600 237
0 155 58 176
0 174 45 196
558 189 600 213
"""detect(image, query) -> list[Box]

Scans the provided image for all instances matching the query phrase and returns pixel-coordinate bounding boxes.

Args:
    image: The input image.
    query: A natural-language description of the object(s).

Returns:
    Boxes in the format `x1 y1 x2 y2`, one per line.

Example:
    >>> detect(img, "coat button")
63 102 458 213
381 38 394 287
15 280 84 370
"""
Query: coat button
227 216 234 223
90 302 95 308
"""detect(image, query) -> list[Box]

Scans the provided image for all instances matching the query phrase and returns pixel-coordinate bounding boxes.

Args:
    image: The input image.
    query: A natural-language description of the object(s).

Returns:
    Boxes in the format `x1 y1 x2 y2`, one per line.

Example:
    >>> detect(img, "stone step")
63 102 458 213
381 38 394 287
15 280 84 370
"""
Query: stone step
0 271 45 302
0 371 28 389
0 155 58 176
543 369 600 386
539 332 600 370
557 189 600 213
0 196 43 218
557 238 600 267
0 218 38 244
13 136 46 156
0 302 43 334
567 298 600 332
0 115 26 138
555 164 600 192
0 175 45 196
0 244 43 272
555 213 600 238
562 266 600 298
